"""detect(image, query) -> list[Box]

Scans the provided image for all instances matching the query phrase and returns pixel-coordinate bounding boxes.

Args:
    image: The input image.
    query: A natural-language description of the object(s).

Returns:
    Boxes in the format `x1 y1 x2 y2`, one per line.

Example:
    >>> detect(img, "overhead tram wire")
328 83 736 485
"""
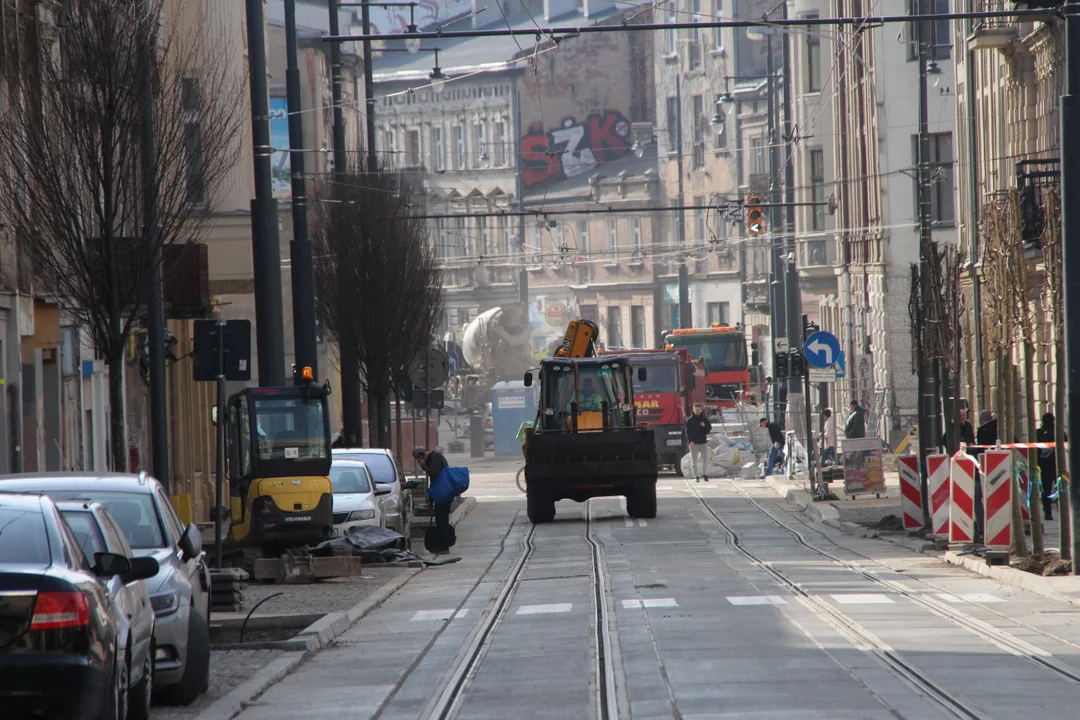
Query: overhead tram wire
324 7 1065 42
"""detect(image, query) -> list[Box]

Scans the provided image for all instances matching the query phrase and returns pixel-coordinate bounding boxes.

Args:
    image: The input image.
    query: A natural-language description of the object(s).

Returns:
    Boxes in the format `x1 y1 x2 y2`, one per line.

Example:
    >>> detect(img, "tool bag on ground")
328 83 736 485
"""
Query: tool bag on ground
429 466 470 505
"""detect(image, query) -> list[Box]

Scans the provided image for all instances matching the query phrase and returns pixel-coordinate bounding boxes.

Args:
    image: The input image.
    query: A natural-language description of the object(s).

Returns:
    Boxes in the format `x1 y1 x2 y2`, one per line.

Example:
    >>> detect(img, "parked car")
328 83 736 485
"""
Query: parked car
332 448 418 540
0 493 158 720
57 501 159 720
329 460 386 537
0 472 211 706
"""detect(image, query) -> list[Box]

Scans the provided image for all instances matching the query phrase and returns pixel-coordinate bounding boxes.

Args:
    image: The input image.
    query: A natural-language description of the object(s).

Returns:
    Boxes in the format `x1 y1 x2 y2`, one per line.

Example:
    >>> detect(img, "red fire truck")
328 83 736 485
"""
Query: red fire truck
663 324 754 412
599 348 705 474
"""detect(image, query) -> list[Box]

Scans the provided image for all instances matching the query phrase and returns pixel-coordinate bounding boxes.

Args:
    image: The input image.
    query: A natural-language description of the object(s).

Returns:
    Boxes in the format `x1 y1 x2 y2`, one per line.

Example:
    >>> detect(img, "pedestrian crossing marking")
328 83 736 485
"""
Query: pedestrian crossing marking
516 603 573 615
623 518 648 528
831 594 895 605
411 609 458 621
936 593 1004 604
726 595 787 606
622 598 679 609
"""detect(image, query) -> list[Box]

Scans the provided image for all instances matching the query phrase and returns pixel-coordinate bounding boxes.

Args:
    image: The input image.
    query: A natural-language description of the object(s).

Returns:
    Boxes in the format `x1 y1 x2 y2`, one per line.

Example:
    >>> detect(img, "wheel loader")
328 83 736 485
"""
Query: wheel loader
521 320 658 523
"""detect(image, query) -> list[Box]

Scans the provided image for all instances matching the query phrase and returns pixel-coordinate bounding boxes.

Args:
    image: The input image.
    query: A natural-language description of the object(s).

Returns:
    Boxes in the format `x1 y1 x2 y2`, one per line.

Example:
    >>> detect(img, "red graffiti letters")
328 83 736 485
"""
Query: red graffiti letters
520 110 633 189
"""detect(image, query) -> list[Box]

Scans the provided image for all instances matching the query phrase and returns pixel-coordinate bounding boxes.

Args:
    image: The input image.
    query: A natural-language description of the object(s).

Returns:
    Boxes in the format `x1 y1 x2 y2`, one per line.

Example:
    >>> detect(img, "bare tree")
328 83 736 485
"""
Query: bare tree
0 0 242 470
1042 187 1069 562
312 157 444 449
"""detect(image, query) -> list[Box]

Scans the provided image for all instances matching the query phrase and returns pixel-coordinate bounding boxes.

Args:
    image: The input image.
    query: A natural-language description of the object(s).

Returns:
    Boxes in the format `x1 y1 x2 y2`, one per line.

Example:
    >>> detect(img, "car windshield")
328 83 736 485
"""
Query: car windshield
336 453 396 484
667 335 747 372
0 508 50 565
58 510 107 562
252 396 329 461
632 362 678 393
30 491 166 549
330 464 372 494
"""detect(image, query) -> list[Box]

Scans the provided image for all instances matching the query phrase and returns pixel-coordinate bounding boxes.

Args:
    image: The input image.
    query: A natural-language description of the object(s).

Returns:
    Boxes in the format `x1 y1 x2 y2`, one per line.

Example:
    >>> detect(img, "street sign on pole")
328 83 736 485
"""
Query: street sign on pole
804 331 841 369
409 347 449 389
774 337 788 352
448 350 458 375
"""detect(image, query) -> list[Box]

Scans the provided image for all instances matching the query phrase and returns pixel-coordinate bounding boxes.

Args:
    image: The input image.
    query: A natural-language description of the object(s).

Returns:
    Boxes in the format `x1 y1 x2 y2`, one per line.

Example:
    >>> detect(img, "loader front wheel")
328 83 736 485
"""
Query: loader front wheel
527 488 556 523
628 483 657 519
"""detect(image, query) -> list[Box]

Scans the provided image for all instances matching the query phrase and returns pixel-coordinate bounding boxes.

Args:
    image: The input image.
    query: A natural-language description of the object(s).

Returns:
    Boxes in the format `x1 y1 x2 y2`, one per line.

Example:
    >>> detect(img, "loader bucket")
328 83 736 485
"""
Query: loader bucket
524 427 658 501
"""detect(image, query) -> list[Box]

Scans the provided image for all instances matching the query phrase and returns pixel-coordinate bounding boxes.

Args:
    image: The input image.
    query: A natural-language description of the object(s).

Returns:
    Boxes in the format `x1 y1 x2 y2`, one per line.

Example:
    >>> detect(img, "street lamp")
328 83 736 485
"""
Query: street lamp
429 48 446 80
926 60 943 87
403 5 421 53
709 99 725 135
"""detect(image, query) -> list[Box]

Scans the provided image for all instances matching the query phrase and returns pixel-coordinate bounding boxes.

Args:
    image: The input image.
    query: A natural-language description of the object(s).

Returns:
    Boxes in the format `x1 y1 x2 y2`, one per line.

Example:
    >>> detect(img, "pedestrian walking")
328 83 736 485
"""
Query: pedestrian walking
413 445 455 554
821 408 837 465
1035 413 1065 521
844 400 866 439
685 403 712 482
759 417 785 476
976 410 997 447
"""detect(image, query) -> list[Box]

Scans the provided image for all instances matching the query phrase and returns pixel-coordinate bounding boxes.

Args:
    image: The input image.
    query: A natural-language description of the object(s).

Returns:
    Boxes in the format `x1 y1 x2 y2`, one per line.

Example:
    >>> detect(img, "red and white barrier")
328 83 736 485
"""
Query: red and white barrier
897 456 924 530
927 454 950 536
982 450 1013 550
1013 451 1031 523
950 452 977 544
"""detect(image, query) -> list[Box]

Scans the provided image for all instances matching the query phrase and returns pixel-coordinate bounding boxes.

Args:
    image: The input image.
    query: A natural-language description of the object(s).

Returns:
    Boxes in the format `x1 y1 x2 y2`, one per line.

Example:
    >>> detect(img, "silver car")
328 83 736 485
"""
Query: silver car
57 500 160 719
0 472 211 706
332 449 418 542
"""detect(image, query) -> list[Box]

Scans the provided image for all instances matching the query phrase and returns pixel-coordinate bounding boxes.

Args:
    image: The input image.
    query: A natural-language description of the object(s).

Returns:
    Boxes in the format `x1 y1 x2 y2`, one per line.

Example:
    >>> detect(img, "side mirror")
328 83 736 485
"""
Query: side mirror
94 552 132 577
211 406 218 427
523 372 533 387
403 479 420 490
637 366 647 382
178 523 202 563
124 556 160 583
375 485 392 496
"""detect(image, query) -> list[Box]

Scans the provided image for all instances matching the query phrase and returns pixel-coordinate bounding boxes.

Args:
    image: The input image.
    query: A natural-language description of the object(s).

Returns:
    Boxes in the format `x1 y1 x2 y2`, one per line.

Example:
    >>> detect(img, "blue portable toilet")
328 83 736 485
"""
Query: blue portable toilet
491 381 537 457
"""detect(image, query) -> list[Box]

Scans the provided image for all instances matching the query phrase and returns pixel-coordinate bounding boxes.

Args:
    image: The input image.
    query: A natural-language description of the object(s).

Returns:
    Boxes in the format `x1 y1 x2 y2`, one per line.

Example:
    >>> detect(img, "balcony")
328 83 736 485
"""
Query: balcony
968 0 1018 50
797 236 840 294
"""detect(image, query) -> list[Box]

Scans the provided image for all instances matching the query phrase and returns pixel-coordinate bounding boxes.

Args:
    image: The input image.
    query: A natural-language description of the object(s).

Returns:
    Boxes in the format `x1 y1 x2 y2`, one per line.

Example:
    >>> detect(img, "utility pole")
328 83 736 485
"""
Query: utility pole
915 1 936 523
514 88 529 306
285 0 319 383
361 0 377 163
1060 6 1080 571
327 0 364 446
766 31 786 423
675 77 690 329
780 11 803 443
139 0 168 490
244 0 286 387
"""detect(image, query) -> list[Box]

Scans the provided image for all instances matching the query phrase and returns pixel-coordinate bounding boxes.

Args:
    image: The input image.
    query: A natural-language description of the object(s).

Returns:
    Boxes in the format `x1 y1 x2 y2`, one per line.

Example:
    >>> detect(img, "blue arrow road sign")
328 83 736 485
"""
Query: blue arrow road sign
804 331 841 369
448 351 459 375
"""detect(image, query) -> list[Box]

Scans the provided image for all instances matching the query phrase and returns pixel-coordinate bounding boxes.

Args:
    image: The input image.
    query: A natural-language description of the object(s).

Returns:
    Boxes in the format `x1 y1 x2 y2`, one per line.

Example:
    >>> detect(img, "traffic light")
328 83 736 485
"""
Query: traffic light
746 195 764 236
774 351 788 379
803 318 819 342
789 350 806 378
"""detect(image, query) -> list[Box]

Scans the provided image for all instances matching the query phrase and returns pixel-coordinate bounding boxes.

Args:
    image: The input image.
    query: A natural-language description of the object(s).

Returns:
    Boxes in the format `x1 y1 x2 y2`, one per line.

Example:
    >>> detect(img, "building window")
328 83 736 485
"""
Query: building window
473 122 486 167
912 132 954 225
607 308 623 348
495 121 508 166
907 0 951 62
436 219 453 259
666 8 677 55
478 216 491 255
713 0 723 50
691 94 705 169
606 219 618 256
751 136 766 175
707 302 729 325
714 100 727 150
810 149 825 231
631 218 642 249
405 129 421 167
694 195 707 243
806 17 822 92
631 306 646 348
180 77 205 206
498 216 510 255
666 96 678 153
577 220 589 283
452 124 464 170
431 126 445 171
689 0 702 69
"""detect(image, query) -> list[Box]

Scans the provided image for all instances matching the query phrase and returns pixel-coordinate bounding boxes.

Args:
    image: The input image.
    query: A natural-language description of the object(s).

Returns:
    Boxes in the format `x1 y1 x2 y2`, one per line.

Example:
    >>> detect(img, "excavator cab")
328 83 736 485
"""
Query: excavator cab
223 374 334 551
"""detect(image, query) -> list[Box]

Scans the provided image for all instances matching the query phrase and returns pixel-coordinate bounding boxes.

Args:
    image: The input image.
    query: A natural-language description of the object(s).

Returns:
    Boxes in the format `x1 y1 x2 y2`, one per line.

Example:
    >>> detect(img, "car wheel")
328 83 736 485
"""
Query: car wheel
128 641 153 720
100 646 129 720
156 611 210 706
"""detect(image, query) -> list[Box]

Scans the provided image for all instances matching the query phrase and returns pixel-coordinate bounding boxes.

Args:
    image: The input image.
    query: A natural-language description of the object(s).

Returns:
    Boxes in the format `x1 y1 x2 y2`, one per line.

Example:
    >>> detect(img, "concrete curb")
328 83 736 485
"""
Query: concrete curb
451 495 478 525
939 550 1080 606
193 567 422 720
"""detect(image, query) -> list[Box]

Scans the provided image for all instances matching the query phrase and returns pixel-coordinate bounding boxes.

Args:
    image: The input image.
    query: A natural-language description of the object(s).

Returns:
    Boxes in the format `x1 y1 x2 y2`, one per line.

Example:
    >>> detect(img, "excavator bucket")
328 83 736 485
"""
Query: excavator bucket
524 427 657 503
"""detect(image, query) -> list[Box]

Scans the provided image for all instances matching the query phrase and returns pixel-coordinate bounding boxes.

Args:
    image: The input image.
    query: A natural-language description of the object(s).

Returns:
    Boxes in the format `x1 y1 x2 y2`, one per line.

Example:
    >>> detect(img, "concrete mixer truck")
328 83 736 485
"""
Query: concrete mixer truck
456 304 535 409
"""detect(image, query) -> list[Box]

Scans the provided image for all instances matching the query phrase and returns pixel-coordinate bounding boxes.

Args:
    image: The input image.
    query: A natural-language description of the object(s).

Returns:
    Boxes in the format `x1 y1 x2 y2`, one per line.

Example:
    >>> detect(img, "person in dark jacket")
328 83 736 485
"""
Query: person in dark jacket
1036 413 1064 521
844 400 866 439
413 445 454 553
976 410 998 448
685 403 712 482
941 409 976 453
759 417 785 476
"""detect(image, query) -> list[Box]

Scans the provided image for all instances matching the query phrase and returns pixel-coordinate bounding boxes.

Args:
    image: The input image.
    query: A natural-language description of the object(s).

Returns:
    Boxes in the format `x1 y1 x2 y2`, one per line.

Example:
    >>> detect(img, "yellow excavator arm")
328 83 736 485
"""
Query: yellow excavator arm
554 319 599 359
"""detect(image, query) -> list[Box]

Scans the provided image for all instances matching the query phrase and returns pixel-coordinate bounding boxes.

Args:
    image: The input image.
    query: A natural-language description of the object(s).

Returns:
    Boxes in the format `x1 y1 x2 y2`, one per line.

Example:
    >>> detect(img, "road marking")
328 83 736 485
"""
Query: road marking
624 518 633 528
726 595 787 606
412 609 457 621
453 609 470 618
623 518 648 527
637 519 648 527
622 598 679 609
831 594 895 605
516 603 573 615
936 593 1004 604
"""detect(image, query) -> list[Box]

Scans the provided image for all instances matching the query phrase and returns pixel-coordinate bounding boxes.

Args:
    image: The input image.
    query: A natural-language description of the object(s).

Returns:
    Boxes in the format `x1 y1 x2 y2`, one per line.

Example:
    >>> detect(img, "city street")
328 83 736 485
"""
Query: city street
229 465 1080 719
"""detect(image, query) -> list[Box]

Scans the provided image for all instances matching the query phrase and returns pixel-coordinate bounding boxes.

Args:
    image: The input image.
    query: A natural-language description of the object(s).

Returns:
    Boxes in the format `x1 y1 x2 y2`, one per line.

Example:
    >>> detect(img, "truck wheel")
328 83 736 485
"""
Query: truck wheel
628 483 657 519
527 488 555 523
672 458 684 477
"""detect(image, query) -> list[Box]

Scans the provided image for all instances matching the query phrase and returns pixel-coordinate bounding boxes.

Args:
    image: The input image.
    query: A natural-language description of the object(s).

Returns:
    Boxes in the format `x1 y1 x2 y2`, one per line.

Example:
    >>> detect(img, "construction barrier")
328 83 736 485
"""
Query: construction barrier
950 452 977 544
967 442 1069 450
928 454 950 536
982 450 1013 550
897 456 924 530
1013 451 1032 523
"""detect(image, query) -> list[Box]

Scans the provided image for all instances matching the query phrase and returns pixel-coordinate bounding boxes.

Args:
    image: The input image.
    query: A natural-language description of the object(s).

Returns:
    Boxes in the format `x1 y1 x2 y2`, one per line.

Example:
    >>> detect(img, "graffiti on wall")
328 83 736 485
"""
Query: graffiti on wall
520 110 633 189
